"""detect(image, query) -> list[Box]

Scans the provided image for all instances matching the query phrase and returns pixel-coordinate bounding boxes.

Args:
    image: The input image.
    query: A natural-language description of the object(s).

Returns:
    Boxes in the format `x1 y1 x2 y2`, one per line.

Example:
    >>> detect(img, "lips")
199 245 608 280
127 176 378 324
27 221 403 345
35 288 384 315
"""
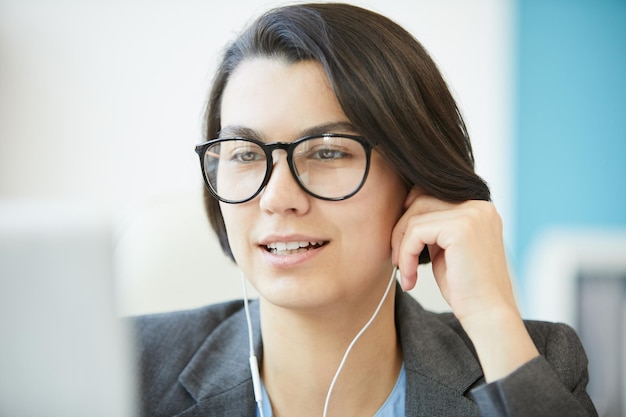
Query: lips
264 241 327 255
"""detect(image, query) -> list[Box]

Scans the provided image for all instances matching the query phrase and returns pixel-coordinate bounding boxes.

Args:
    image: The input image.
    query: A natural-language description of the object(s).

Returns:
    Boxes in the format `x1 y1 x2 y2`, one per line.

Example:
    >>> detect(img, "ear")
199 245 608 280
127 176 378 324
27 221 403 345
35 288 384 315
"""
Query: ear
403 187 422 210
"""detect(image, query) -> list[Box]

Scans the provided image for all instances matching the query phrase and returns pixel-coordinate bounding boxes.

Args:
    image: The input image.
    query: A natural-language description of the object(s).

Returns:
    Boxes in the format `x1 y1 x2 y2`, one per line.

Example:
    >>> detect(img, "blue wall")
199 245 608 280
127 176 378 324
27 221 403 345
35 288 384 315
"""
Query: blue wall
516 0 626 295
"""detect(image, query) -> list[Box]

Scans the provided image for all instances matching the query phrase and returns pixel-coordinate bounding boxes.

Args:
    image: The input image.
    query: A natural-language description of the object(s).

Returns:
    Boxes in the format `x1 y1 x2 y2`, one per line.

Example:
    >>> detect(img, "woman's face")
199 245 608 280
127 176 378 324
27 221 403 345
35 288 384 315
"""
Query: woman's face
219 57 408 311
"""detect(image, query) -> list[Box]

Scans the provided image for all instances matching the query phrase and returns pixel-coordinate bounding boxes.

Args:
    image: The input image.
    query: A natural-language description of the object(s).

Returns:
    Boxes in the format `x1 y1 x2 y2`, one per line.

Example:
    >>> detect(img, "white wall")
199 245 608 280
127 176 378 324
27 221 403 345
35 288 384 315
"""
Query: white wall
0 0 514 315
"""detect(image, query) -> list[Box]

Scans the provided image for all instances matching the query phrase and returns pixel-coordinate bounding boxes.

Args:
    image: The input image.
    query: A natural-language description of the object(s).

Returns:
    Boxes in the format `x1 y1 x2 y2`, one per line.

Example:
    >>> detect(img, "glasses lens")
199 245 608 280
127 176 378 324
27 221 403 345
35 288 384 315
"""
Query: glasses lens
203 139 267 202
293 136 368 199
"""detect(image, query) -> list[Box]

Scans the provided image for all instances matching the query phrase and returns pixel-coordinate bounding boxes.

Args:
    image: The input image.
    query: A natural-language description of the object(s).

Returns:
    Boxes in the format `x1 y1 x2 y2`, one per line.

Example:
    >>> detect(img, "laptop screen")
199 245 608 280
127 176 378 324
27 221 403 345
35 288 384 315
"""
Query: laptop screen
0 201 137 417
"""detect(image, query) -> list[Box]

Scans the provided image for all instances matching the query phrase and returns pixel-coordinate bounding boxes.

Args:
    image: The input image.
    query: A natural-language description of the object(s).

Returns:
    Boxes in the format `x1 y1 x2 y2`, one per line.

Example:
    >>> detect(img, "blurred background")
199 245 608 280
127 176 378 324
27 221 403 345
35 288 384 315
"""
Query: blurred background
1 0 625 415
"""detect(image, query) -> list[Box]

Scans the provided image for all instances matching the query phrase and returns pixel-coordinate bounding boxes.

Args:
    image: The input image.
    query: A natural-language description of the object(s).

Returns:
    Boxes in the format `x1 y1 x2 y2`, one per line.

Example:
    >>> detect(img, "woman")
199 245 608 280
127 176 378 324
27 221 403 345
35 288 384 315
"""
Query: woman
135 3 597 416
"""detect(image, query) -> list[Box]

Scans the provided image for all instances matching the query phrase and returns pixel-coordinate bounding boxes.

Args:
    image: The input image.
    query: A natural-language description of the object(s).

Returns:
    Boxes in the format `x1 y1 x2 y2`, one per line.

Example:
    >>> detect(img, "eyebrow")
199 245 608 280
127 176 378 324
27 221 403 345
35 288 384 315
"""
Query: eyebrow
218 121 359 141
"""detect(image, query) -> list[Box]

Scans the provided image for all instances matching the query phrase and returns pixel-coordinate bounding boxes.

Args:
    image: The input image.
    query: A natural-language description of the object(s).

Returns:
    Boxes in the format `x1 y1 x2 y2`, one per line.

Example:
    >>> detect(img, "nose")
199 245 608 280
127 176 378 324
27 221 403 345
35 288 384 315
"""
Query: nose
259 150 311 215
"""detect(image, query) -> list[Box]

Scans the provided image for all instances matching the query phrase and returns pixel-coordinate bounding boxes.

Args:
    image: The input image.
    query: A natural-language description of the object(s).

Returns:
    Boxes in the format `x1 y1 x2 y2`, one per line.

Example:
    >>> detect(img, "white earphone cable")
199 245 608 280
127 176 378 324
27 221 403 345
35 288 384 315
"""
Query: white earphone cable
241 273 265 417
322 266 398 417
241 267 398 417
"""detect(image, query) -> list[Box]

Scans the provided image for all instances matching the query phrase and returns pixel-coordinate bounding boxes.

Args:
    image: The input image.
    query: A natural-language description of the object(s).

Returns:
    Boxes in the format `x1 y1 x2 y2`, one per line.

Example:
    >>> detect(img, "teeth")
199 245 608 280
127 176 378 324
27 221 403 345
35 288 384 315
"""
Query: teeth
266 241 324 253
267 241 320 250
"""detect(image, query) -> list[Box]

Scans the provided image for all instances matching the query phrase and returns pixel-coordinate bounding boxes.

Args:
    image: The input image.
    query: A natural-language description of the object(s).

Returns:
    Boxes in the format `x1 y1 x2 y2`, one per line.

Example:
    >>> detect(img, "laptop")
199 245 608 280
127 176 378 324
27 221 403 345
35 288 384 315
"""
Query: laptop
0 201 137 417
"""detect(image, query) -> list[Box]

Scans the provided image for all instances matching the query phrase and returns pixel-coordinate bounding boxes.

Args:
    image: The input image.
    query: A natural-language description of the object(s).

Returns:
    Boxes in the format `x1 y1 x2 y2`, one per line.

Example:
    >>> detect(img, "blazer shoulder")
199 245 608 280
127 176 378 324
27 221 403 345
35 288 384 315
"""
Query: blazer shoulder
131 300 245 355
522 319 589 372
130 300 247 416
425 311 586 361
419 309 594 415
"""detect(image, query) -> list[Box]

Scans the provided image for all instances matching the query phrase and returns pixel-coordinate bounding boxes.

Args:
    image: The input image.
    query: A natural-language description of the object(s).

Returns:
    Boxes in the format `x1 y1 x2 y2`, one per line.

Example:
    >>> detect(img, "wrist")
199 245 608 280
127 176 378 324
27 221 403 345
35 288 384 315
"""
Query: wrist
460 306 539 382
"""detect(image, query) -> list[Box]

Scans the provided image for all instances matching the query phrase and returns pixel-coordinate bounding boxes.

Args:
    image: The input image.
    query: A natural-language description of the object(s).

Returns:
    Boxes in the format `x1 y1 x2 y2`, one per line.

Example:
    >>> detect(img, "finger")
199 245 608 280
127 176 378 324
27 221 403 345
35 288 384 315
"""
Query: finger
403 187 422 210
396 218 446 291
391 194 457 266
392 192 430 266
392 188 422 266
397 238 423 292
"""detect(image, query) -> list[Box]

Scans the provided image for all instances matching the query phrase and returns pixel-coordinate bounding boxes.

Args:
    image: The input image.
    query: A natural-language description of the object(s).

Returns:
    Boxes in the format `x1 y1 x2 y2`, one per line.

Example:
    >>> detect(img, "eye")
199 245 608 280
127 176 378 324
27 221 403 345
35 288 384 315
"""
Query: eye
232 150 264 162
224 142 265 163
294 136 363 163
310 147 350 161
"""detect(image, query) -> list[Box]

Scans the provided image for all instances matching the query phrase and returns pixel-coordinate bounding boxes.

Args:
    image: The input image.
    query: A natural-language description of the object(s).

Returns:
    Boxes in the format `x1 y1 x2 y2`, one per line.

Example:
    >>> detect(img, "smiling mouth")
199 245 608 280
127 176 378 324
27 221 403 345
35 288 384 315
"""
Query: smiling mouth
264 241 328 255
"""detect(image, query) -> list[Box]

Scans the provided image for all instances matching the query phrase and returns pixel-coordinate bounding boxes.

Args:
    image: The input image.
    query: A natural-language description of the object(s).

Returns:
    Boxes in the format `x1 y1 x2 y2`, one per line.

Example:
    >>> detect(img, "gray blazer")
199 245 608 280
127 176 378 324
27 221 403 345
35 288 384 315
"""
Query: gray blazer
134 287 597 416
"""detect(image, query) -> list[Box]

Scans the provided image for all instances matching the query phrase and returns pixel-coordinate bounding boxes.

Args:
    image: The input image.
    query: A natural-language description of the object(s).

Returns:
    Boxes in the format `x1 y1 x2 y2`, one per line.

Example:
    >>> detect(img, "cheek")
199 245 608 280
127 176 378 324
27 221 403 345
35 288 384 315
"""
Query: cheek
370 197 404 242
340 186 405 254
360 169 407 224
219 204 250 260
356 181 407 249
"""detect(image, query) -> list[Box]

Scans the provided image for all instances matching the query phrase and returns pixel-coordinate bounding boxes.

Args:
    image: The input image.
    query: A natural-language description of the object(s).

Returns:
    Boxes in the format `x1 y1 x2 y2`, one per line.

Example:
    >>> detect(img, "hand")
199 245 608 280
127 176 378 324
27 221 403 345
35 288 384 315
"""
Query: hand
392 190 516 321
391 190 538 381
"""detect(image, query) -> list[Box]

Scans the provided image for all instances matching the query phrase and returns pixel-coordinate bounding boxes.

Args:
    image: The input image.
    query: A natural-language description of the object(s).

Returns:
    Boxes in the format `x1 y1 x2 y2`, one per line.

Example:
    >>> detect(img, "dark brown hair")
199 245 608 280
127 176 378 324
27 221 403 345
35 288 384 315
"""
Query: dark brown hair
202 3 490 262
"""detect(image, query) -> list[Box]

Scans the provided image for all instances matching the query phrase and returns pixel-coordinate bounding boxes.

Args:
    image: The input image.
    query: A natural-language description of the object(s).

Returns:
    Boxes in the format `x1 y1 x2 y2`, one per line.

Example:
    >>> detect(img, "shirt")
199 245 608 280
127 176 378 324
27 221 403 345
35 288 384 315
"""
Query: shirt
256 364 406 417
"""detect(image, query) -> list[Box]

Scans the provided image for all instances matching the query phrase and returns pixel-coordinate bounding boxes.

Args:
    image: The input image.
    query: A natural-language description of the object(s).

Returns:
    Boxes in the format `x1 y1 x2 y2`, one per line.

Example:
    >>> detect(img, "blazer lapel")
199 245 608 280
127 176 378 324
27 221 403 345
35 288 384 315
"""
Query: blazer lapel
170 289 483 416
176 300 262 417
395 287 484 416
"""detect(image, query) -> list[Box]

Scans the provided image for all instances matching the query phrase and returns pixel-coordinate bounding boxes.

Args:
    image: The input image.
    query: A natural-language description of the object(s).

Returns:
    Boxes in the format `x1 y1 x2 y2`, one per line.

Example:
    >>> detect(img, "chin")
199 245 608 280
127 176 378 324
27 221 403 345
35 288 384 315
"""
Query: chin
254 274 345 311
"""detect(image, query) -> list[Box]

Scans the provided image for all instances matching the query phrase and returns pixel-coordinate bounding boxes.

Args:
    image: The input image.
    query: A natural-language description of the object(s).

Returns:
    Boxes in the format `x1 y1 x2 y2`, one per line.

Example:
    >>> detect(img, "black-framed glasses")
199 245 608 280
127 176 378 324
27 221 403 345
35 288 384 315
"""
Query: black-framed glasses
195 134 372 204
